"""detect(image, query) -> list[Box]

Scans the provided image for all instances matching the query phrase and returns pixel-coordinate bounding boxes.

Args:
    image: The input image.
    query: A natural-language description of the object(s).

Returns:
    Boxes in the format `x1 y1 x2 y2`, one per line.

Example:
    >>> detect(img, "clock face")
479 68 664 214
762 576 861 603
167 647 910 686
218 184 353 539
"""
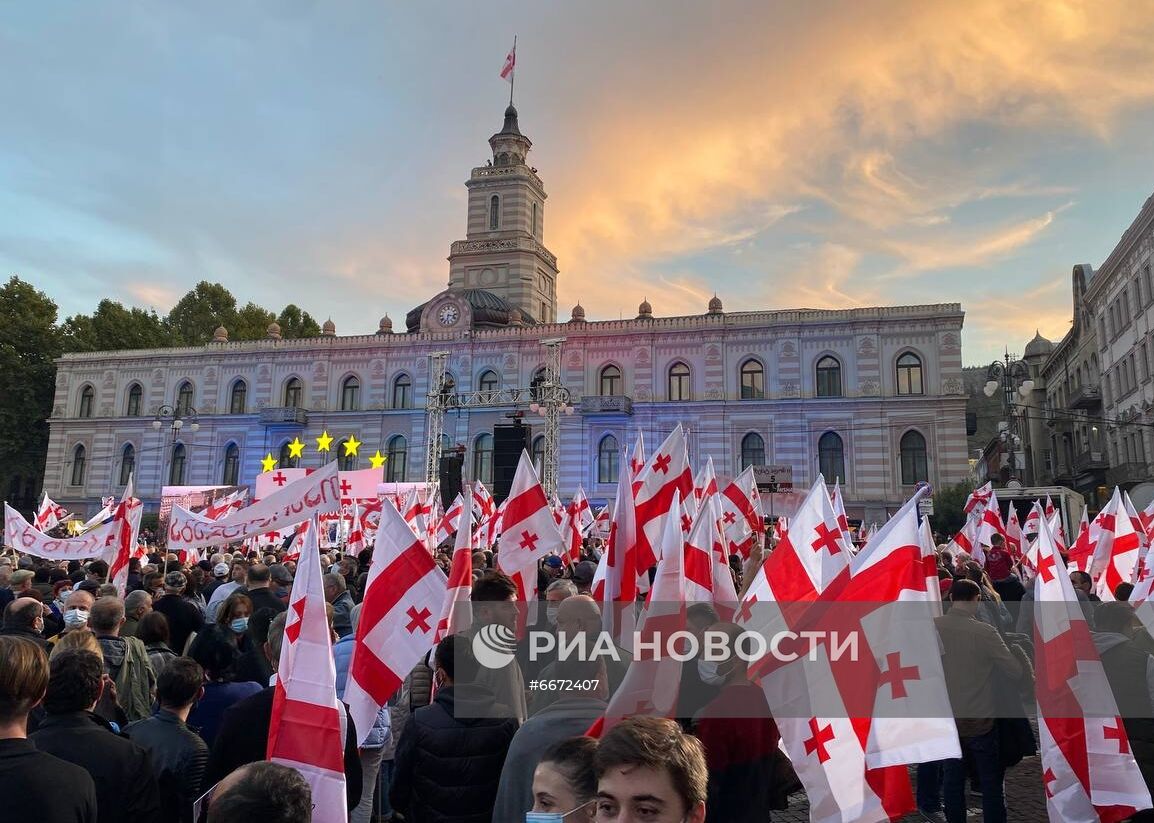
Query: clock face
438 305 460 326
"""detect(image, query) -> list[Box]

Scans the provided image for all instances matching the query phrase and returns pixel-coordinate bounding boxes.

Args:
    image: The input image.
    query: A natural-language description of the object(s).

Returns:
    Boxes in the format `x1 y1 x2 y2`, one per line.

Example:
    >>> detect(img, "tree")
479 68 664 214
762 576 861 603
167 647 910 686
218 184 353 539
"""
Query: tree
931 481 972 538
165 282 238 345
277 304 321 339
233 302 277 341
61 299 169 352
0 277 62 512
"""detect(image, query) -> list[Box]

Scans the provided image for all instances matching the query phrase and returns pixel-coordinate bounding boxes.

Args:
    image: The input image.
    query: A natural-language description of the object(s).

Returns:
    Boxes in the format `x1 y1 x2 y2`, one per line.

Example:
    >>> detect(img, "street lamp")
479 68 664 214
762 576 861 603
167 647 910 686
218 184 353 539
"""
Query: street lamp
983 351 1033 483
152 404 199 493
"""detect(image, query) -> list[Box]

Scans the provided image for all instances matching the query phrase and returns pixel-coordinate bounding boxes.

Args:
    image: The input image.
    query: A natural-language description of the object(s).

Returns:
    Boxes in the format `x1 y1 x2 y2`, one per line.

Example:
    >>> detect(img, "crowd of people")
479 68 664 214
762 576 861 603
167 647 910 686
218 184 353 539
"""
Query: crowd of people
2 521 1154 822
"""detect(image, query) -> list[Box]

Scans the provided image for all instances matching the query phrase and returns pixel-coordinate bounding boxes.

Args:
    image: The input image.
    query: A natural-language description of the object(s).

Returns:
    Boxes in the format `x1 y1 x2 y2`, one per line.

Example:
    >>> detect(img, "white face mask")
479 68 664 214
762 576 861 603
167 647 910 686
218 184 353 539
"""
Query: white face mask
546 605 560 626
697 657 729 686
63 608 89 629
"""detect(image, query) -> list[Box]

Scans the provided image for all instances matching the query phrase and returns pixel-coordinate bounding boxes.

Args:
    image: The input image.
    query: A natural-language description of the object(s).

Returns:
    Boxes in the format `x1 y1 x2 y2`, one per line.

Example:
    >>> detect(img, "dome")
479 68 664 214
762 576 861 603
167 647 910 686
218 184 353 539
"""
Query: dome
637 298 653 319
212 325 228 342
570 303 586 323
500 104 522 136
266 322 282 340
406 289 537 333
322 318 336 336
707 294 723 315
1024 329 1054 358
377 315 394 335
508 308 524 327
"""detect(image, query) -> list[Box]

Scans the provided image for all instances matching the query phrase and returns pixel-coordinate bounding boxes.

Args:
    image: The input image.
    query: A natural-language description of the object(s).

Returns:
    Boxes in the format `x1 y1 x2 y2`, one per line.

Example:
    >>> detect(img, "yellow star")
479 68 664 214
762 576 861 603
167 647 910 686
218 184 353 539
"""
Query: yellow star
261 453 277 473
369 449 387 470
343 435 361 457
287 436 305 459
315 430 334 453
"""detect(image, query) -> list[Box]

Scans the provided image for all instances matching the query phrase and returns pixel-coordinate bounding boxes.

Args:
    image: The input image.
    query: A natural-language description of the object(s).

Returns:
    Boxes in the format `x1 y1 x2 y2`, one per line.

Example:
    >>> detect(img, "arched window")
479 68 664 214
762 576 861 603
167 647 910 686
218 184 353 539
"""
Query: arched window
598 435 620 484
741 432 765 470
599 365 623 396
278 440 299 469
818 431 845 483
337 439 357 472
532 435 546 477
478 370 499 394
70 445 86 486
896 353 924 396
473 434 494 485
340 375 360 411
740 359 765 400
229 380 247 414
176 381 194 416
816 356 842 398
169 443 187 486
126 384 143 417
489 194 500 231
119 444 135 487
668 362 691 402
899 430 928 485
392 374 412 409
386 435 408 482
78 386 94 418
283 377 303 408
222 443 240 486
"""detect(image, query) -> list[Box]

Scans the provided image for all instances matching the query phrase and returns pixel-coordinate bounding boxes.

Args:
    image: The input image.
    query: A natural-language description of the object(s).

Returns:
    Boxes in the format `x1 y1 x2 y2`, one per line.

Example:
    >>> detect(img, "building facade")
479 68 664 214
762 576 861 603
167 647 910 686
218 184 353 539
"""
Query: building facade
43 104 971 523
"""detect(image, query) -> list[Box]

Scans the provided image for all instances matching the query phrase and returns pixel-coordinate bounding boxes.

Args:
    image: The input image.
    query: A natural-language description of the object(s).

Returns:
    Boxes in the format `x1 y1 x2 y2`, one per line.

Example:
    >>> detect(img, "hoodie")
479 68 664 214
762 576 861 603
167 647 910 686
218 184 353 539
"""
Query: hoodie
98 634 157 723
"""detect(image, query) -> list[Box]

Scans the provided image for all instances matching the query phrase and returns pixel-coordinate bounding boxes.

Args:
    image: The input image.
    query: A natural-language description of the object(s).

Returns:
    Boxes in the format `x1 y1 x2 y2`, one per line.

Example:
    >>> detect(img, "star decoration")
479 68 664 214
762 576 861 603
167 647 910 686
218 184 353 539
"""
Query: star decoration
369 450 387 470
261 453 277 473
343 435 361 457
287 437 305 459
315 430 334 453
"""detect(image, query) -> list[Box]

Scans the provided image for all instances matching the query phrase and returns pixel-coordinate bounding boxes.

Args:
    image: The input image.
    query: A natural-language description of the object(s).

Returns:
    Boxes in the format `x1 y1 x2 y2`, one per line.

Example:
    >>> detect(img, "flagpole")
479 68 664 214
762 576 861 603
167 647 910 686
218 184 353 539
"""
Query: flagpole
509 35 517 106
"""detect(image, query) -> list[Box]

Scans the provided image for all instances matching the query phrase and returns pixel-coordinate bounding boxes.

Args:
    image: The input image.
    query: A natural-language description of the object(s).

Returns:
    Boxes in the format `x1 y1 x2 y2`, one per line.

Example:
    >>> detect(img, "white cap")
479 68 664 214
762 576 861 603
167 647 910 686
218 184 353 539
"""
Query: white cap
213 562 230 577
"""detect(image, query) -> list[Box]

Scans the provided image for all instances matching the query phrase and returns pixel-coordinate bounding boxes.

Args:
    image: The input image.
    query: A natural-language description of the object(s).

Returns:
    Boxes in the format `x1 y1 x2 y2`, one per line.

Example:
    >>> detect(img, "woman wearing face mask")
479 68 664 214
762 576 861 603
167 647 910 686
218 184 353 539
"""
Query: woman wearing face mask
691 622 782 822
528 736 598 822
215 592 254 653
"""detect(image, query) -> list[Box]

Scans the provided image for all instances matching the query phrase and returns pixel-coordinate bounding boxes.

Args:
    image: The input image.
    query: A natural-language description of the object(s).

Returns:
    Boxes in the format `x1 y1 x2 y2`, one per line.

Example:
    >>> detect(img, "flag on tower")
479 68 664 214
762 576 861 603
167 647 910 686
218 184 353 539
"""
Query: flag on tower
500 40 516 81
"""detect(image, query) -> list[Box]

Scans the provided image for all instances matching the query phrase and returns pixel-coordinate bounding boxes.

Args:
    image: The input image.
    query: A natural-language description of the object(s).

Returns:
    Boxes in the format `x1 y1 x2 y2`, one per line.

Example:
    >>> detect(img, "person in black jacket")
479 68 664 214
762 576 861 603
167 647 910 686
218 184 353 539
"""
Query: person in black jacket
390 633 520 822
126 657 209 823
204 610 362 809
30 648 162 823
240 564 287 615
0 597 51 651
0 636 97 822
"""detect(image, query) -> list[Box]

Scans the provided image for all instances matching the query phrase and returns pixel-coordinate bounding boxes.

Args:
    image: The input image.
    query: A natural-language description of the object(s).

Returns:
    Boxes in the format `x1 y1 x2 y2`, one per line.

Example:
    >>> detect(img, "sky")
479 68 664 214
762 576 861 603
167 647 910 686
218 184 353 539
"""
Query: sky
3 1 1154 365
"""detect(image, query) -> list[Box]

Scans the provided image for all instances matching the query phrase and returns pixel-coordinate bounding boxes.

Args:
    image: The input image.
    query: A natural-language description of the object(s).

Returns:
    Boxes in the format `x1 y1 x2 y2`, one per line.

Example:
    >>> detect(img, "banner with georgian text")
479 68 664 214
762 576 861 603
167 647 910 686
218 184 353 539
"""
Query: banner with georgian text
5 502 123 560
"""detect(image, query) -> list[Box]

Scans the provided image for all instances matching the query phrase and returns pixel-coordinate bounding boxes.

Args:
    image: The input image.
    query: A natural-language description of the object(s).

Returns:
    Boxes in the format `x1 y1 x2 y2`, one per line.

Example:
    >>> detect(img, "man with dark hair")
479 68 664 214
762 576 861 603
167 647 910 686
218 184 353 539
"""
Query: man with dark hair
207 762 312 823
30 649 162 823
243 563 287 614
925 578 1029 823
468 569 528 721
90 595 157 722
85 559 109 585
0 636 97 820
204 611 363 811
391 634 519 820
594 715 708 823
127 657 209 823
0 597 49 650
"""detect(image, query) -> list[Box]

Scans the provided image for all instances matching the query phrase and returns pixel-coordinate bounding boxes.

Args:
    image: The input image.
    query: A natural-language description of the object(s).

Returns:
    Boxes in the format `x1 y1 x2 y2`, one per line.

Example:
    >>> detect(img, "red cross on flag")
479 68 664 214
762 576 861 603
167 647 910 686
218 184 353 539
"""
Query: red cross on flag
496 451 566 631
34 493 68 532
345 502 365 555
919 513 943 616
1066 508 1095 573
436 498 474 644
593 454 641 651
1004 503 1024 559
633 425 693 572
1033 504 1152 822
830 480 853 547
255 468 309 500
720 465 761 560
346 499 447 747
963 481 993 516
564 486 593 563
435 492 465 546
975 489 1006 556
267 517 348 823
1089 489 1143 601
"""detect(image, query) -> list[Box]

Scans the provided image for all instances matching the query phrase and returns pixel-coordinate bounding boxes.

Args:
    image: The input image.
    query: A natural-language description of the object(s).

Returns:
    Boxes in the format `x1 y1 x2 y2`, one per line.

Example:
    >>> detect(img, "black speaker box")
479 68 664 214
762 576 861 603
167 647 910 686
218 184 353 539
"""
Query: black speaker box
492 422 532 502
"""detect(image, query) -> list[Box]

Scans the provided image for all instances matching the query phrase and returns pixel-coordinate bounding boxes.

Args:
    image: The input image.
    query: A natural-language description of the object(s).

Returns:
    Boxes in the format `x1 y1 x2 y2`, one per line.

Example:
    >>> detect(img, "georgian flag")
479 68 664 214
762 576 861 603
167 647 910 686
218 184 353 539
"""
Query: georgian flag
1033 506 1152 822
268 518 348 823
436 500 474 643
1089 489 1143 601
720 465 761 559
963 481 993 516
35 493 68 532
435 493 465 546
830 481 853 546
593 455 640 652
499 41 516 81
564 487 593 562
632 425 693 573
346 500 447 746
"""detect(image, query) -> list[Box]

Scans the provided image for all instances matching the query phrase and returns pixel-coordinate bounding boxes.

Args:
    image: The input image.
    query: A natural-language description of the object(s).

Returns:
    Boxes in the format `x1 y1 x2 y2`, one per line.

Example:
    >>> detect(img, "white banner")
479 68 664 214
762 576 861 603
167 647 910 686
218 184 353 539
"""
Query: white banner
167 462 341 551
5 503 123 561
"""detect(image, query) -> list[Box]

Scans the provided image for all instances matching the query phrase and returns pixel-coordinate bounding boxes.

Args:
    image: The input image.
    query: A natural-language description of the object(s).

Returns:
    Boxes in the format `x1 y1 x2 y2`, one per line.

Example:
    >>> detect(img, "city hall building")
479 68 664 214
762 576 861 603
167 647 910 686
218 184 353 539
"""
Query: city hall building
44 103 970 524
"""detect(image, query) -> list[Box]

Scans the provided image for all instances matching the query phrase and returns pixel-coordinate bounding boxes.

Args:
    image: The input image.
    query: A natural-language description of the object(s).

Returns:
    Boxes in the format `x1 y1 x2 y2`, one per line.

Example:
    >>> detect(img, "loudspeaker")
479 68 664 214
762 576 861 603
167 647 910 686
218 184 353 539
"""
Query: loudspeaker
439 453 464 510
493 422 532 502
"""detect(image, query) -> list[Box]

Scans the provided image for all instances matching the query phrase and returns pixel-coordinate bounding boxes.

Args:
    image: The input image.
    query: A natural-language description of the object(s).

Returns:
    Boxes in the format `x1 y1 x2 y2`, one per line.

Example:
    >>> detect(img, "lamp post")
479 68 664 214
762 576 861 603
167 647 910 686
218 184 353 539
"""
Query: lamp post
982 351 1034 484
152 404 199 499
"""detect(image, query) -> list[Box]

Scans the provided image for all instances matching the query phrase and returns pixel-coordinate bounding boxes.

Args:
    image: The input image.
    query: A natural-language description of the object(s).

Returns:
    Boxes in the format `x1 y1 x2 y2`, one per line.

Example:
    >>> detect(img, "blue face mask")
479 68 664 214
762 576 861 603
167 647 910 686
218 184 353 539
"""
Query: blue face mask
526 800 594 822
230 617 249 634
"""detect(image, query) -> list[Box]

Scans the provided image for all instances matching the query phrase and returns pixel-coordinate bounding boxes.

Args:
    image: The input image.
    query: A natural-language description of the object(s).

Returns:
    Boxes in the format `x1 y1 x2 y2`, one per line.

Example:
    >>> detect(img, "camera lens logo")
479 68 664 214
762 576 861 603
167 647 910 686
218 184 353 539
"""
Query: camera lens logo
472 623 518 669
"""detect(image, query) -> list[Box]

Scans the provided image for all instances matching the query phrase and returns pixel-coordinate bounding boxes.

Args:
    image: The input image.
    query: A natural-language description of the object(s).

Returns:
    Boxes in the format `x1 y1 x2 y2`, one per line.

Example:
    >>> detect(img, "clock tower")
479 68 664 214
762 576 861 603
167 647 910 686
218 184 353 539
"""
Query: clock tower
446 104 560 324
